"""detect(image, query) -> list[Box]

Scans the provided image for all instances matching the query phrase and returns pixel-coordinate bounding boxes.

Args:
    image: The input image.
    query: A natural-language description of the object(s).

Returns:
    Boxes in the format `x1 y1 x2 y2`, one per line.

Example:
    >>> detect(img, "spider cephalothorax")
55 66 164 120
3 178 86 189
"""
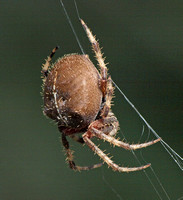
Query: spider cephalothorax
41 19 160 172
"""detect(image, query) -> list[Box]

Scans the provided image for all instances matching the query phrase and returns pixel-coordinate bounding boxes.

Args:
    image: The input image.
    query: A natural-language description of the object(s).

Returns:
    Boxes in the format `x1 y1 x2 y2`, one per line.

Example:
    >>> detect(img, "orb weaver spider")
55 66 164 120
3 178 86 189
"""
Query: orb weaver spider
41 19 161 172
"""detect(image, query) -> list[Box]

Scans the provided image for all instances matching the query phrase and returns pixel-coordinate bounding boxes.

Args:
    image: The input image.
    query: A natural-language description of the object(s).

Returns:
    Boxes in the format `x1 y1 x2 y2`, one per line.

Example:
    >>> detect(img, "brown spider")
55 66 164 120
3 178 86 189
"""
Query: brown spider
41 19 161 172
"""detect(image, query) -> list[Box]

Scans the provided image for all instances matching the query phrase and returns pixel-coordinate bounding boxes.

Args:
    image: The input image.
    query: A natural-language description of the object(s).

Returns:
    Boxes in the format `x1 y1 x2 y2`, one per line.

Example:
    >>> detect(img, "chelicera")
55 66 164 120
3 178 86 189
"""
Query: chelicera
41 19 160 172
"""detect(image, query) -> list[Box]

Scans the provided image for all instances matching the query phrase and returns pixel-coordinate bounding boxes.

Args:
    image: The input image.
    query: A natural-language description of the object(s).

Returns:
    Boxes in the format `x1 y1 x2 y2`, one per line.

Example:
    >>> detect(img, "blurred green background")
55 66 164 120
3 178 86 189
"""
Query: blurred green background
1 0 183 200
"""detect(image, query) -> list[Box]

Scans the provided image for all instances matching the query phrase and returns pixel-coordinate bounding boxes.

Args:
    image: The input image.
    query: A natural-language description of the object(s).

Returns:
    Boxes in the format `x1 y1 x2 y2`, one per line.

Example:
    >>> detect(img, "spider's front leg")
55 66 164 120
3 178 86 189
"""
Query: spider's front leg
61 134 102 171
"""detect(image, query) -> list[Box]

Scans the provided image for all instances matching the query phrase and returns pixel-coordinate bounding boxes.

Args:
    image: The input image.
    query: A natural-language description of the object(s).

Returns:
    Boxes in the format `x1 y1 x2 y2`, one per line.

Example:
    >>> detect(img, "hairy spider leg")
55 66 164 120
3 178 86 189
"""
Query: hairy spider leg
83 133 151 172
91 127 161 150
42 46 59 78
80 19 115 119
61 134 103 171
80 19 108 96
100 76 114 118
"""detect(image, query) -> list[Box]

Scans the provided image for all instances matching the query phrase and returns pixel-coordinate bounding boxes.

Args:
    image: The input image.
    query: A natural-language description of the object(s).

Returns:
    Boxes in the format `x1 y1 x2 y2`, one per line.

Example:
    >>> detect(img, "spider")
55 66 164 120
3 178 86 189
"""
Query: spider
41 19 161 172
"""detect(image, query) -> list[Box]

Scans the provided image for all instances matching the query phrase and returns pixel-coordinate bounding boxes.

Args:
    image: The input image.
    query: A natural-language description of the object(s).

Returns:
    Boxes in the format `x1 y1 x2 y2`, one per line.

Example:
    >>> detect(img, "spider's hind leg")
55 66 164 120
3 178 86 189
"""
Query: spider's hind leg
61 134 102 171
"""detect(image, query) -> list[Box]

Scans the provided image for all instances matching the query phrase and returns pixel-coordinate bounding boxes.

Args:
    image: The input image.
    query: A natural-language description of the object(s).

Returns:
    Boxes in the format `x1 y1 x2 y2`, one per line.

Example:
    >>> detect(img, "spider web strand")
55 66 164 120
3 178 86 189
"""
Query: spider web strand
120 130 164 200
59 0 85 55
140 151 171 200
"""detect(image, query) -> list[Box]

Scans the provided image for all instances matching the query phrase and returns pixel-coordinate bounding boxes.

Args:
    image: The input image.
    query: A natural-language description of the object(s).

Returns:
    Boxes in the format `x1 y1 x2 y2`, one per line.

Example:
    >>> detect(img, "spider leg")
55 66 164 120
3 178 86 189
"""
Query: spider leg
69 135 84 144
81 20 115 119
83 133 151 172
80 19 108 96
42 46 59 78
61 134 102 171
100 76 114 118
91 127 161 150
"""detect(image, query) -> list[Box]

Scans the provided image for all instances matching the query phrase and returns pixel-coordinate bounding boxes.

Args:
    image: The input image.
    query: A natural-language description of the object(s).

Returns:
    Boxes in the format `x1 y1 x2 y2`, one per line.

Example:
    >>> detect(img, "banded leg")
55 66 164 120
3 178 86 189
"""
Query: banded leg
61 134 102 171
83 133 151 172
42 46 59 78
81 19 108 96
90 127 161 150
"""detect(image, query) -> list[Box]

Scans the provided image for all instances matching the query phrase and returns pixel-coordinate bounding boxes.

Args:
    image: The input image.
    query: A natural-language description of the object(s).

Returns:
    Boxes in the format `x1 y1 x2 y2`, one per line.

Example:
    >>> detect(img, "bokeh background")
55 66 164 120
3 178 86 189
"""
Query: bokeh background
1 0 183 200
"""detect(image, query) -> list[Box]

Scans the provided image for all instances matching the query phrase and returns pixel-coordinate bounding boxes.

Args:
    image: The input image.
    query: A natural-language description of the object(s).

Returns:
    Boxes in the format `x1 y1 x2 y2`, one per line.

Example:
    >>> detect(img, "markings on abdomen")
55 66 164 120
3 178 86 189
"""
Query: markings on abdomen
52 71 61 120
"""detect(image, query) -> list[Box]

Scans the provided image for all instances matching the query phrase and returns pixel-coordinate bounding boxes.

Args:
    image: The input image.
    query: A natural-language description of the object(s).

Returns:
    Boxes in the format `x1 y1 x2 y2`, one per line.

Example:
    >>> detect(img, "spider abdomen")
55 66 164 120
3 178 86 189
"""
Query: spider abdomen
43 54 103 134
